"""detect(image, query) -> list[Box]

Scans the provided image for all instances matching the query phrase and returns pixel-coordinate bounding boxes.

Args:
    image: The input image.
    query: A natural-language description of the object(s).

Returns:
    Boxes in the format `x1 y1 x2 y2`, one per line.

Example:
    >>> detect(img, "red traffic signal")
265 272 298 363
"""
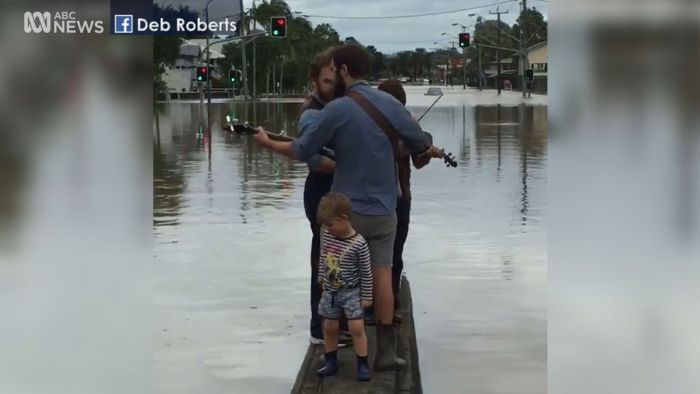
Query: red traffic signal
270 17 287 38
196 66 209 82
459 33 470 48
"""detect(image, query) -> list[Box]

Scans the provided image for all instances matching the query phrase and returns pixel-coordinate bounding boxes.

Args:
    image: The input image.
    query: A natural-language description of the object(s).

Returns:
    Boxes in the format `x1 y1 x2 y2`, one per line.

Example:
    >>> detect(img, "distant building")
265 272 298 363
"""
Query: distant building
484 41 547 93
523 41 547 93
162 38 226 93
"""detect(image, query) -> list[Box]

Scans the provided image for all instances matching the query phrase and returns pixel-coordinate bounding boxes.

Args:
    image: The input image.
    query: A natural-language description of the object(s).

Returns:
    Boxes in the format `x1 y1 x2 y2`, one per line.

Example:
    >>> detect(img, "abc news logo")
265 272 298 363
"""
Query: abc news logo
24 11 104 34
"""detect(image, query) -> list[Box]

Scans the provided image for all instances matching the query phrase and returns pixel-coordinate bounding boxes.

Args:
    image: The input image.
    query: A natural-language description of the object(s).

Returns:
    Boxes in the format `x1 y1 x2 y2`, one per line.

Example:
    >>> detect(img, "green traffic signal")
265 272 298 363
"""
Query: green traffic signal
270 17 286 38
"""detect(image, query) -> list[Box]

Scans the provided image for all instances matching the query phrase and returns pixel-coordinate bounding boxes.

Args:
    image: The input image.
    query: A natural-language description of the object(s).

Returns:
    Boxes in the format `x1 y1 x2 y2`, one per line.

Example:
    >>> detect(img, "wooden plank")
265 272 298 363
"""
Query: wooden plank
291 277 421 394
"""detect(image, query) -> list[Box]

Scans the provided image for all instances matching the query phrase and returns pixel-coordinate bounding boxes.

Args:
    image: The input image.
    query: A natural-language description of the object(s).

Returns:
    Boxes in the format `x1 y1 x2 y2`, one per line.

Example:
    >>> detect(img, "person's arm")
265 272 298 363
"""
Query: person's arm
301 110 336 174
318 230 327 288
308 156 336 174
255 103 342 162
356 240 373 302
410 131 434 169
395 107 431 154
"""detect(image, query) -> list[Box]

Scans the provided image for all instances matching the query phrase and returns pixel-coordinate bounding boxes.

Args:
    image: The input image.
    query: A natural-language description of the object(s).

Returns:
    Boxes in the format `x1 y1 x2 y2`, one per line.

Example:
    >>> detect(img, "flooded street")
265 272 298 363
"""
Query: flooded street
154 88 547 393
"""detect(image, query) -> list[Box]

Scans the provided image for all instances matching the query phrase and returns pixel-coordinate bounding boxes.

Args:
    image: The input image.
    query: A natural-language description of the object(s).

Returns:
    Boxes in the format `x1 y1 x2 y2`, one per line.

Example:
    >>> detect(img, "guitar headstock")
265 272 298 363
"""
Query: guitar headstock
231 123 256 134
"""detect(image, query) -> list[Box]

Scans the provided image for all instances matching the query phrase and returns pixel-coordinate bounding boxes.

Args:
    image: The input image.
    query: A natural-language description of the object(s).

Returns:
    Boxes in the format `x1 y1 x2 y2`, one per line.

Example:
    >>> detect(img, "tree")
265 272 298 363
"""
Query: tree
512 8 547 48
153 36 182 94
366 45 386 80
223 0 347 95
152 4 204 95
314 23 341 44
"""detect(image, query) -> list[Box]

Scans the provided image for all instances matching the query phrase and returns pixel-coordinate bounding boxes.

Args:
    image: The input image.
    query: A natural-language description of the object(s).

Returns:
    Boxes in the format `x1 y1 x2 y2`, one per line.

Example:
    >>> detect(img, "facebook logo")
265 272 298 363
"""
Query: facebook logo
114 15 133 34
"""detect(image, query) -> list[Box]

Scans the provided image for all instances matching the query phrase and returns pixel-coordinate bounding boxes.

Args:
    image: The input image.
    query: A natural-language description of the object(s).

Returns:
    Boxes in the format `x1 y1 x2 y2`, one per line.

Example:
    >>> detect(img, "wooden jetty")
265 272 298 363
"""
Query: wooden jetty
291 277 422 394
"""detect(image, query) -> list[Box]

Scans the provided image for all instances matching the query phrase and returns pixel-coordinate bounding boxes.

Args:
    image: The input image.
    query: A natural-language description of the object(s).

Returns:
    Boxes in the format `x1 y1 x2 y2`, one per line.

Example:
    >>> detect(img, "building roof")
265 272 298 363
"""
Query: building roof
179 44 201 58
181 39 226 59
527 41 547 51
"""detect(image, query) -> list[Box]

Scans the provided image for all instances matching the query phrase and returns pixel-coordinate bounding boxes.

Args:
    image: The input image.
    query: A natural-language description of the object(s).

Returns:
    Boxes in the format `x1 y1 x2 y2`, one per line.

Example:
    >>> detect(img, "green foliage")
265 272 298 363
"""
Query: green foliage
153 35 182 95
512 8 548 47
222 0 343 94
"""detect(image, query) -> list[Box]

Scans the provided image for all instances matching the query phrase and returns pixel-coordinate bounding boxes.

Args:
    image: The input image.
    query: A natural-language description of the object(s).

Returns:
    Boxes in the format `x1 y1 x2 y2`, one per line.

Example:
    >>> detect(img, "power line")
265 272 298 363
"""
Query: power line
370 38 453 45
301 0 515 20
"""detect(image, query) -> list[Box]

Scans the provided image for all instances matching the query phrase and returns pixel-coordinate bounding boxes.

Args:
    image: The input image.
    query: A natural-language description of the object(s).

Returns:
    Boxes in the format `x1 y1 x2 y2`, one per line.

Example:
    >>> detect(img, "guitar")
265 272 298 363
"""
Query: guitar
224 116 457 167
223 116 336 159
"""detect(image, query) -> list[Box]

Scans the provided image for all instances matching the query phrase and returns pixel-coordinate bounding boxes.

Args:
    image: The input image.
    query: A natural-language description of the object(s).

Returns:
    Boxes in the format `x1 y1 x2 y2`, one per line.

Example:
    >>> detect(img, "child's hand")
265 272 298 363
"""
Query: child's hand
361 299 372 309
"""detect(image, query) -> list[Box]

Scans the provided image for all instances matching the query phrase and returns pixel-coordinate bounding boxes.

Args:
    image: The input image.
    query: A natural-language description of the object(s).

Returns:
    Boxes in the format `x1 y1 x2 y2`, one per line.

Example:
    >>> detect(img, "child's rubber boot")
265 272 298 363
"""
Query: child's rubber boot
356 355 371 382
316 351 339 378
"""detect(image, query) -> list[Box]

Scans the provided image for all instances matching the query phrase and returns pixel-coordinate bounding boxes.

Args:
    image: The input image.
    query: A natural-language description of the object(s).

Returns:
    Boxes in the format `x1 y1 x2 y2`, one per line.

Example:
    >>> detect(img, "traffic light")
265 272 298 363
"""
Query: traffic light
526 69 534 82
229 69 237 84
196 66 208 82
459 33 470 48
270 16 286 38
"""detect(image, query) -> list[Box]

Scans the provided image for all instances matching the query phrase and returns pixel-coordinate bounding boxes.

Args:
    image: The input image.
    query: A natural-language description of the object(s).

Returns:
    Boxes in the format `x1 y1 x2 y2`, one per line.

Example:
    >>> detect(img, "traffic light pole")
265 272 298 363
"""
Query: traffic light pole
241 10 249 100
462 26 467 90
450 42 455 87
520 0 527 98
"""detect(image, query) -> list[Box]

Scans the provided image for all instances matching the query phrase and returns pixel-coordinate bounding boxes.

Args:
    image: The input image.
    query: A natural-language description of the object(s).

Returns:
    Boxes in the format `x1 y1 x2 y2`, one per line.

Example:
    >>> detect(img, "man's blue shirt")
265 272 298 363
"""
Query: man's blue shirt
292 81 428 215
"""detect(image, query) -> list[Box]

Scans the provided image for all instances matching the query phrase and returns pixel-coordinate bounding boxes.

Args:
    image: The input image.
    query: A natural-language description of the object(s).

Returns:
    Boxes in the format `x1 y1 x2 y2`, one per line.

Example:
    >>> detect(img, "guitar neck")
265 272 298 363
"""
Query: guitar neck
237 125 293 142
232 123 336 160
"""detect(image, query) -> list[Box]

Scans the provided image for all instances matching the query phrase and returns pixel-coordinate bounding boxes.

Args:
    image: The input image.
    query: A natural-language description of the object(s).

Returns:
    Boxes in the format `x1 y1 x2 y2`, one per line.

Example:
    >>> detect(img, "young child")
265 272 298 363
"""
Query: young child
316 192 373 382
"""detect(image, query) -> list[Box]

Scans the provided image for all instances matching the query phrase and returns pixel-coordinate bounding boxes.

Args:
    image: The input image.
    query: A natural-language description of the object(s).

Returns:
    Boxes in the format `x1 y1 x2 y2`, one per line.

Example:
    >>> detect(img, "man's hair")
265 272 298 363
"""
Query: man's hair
308 47 335 81
317 192 352 224
378 80 406 105
331 44 370 79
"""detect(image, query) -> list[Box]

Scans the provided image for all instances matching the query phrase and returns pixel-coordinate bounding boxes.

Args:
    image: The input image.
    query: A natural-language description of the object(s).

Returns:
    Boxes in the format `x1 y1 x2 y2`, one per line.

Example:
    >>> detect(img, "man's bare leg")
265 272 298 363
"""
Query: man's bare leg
372 266 394 325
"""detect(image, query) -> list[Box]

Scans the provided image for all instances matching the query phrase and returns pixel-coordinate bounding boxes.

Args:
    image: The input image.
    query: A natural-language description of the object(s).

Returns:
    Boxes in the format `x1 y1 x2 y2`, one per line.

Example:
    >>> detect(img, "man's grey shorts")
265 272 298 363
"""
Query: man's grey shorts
351 212 397 268
319 287 363 320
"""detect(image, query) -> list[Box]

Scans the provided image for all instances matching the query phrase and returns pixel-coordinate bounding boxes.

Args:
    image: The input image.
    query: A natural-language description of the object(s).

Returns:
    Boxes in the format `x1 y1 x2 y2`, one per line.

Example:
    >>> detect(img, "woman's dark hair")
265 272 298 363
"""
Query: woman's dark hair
331 44 371 79
377 80 407 105
308 47 336 81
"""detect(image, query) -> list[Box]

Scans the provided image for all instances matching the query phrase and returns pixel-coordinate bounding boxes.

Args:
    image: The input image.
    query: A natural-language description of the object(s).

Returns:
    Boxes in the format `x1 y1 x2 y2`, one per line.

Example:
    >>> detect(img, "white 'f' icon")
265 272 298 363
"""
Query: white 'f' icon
24 12 51 33
114 15 133 34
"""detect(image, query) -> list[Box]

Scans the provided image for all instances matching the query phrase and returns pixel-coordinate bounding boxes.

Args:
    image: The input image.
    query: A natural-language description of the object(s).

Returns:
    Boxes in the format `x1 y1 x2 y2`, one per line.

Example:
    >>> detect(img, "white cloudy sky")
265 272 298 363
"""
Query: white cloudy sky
249 0 548 53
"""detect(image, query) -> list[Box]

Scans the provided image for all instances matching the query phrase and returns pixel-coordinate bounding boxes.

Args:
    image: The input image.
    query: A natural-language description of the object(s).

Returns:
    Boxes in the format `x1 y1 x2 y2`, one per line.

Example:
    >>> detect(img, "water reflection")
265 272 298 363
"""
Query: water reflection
153 99 547 393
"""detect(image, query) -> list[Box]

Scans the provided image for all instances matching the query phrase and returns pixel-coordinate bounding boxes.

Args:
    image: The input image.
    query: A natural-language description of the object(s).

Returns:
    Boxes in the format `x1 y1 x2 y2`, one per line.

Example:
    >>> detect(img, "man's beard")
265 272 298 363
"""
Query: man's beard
317 84 334 103
333 70 347 98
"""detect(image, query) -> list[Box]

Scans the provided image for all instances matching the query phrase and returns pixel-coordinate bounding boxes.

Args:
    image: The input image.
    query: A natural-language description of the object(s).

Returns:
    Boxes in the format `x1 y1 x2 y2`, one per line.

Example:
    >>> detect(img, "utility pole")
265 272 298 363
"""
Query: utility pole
450 41 455 87
478 45 482 90
252 0 257 100
241 6 249 99
280 57 284 97
520 0 528 98
490 7 508 95
445 49 449 88
205 0 213 129
253 38 257 100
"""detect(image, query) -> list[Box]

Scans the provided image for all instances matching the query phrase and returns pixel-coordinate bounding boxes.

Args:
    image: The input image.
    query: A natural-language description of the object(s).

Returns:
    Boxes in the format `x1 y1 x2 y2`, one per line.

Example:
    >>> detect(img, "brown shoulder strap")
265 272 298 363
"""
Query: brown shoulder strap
346 90 412 199
346 91 401 161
